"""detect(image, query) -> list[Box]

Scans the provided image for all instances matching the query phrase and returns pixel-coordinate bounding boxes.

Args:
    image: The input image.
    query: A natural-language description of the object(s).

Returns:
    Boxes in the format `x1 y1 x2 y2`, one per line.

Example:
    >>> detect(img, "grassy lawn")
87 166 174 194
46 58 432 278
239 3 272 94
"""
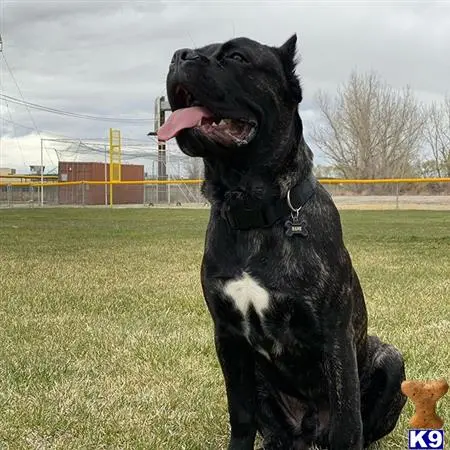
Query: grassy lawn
0 208 449 449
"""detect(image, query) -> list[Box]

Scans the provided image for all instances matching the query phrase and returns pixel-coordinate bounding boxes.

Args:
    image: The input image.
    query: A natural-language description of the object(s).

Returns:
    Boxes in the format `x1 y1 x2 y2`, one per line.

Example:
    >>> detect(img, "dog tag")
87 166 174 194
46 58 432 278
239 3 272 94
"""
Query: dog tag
285 217 308 237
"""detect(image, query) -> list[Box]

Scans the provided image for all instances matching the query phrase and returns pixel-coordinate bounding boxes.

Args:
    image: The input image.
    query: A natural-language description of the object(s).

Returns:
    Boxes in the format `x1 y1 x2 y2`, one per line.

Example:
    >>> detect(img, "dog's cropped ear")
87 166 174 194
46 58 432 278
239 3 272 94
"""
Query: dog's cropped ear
277 34 302 104
279 34 298 66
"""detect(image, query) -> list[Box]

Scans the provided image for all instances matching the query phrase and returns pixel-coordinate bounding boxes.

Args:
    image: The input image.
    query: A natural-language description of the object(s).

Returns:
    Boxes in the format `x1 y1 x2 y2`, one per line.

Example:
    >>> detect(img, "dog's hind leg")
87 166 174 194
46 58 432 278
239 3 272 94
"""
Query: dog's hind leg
360 335 407 447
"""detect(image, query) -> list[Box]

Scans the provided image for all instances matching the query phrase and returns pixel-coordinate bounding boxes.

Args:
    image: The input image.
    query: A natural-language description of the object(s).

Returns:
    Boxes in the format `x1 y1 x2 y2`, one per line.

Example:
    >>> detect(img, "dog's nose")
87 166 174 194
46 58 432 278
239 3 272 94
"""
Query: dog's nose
171 48 201 65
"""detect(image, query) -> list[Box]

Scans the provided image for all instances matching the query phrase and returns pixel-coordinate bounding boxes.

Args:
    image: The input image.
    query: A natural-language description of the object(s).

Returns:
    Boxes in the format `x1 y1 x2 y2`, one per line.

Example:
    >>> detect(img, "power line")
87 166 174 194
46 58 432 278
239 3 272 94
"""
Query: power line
0 51 55 165
0 47 171 169
0 92 156 123
78 136 156 144
1 118 158 147
0 33 164 170
3 100 27 168
0 34 4 168
1 117 53 134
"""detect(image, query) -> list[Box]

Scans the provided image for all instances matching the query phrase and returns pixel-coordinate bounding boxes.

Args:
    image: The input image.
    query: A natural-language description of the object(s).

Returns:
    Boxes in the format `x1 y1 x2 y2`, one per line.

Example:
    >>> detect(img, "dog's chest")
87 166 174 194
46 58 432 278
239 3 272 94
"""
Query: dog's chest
223 272 274 357
223 272 270 319
220 271 323 366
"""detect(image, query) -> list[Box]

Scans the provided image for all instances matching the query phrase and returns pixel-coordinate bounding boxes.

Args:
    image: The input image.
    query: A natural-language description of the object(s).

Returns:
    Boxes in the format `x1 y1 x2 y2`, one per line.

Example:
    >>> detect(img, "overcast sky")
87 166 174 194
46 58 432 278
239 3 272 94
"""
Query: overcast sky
1 0 449 173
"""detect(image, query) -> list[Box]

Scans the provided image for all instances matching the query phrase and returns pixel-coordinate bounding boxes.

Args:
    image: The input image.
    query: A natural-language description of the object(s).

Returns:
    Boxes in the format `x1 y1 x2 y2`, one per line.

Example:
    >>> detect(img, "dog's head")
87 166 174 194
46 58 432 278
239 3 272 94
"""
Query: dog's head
158 35 303 159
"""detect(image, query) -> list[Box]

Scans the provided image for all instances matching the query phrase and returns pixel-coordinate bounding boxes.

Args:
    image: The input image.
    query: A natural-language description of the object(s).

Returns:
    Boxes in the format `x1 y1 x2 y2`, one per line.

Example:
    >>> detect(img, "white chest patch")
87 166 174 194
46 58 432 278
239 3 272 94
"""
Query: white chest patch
223 272 270 318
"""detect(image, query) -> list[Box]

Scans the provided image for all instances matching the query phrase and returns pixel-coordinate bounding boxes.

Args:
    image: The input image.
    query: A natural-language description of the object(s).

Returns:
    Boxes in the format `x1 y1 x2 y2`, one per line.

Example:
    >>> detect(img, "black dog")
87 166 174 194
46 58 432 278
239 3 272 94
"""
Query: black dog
156 35 406 450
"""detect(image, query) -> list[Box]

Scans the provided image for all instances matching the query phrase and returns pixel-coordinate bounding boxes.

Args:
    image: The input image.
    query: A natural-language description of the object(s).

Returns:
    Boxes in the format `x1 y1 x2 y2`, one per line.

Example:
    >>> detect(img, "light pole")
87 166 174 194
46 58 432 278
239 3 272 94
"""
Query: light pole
0 34 3 170
40 138 44 206
148 96 171 204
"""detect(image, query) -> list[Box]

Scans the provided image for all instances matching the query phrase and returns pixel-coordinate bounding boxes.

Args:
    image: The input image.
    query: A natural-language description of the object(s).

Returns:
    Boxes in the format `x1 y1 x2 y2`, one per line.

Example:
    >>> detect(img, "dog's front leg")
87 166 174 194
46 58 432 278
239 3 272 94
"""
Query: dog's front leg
215 333 257 450
325 329 363 450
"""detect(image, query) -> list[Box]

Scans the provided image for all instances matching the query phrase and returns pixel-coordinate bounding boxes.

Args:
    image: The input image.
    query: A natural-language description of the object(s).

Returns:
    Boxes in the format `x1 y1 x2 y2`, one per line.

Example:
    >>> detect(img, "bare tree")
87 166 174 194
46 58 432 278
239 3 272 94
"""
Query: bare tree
423 96 450 177
313 164 339 179
185 157 204 180
311 71 426 180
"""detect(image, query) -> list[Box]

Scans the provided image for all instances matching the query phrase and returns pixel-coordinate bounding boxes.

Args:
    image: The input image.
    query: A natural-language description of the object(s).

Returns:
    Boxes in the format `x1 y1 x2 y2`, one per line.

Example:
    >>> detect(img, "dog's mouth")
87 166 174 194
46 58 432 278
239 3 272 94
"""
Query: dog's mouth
157 85 257 147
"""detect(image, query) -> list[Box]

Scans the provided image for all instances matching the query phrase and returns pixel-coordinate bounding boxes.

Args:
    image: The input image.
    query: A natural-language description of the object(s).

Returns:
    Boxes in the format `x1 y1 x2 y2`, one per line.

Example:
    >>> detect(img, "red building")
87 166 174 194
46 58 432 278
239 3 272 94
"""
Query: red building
58 161 144 205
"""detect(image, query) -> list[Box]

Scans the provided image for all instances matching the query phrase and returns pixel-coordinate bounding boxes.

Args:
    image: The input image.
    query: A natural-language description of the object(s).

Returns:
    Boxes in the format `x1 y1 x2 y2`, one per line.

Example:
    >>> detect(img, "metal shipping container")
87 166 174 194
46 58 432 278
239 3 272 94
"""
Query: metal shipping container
58 162 144 205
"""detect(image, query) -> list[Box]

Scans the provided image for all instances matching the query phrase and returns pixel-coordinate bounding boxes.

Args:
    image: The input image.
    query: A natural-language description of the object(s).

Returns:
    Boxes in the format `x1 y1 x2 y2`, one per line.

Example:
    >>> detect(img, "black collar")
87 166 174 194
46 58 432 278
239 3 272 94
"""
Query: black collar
221 174 317 231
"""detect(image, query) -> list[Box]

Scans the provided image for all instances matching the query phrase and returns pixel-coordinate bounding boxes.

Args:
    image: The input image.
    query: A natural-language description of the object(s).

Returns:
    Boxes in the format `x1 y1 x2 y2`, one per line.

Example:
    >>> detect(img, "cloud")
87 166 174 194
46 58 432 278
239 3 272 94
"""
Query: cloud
1 133 51 171
1 0 449 172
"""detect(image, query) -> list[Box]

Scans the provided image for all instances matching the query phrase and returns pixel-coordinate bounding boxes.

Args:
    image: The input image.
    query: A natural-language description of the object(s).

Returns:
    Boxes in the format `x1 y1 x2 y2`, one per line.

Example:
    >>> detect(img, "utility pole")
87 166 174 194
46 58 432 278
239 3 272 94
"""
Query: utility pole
148 96 171 204
0 34 3 170
40 138 44 206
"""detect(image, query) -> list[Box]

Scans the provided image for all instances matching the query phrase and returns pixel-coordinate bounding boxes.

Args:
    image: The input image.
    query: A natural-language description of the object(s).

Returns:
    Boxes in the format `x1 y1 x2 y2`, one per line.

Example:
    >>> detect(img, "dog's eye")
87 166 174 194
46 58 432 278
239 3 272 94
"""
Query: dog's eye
228 52 247 63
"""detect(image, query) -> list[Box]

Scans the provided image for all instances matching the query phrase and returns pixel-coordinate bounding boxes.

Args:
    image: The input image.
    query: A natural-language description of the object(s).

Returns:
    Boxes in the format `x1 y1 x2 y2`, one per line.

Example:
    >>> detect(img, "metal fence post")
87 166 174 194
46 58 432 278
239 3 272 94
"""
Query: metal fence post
396 183 400 210
7 184 11 208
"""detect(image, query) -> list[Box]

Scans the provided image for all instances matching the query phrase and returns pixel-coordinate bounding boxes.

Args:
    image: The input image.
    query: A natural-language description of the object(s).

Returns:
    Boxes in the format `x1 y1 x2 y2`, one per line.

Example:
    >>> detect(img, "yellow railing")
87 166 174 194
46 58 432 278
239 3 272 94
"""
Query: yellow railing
1 177 450 188
321 177 450 184
0 174 58 179
0 179 204 187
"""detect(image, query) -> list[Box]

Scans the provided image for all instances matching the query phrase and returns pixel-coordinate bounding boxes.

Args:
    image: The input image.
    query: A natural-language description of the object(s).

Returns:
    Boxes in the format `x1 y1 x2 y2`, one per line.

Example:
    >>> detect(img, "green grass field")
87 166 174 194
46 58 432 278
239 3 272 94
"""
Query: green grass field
0 208 449 449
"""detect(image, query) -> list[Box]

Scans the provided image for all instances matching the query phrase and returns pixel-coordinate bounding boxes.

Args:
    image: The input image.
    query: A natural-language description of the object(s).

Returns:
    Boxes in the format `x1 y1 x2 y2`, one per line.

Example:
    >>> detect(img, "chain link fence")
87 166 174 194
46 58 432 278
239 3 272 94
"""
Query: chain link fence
1 179 449 209
0 181 206 208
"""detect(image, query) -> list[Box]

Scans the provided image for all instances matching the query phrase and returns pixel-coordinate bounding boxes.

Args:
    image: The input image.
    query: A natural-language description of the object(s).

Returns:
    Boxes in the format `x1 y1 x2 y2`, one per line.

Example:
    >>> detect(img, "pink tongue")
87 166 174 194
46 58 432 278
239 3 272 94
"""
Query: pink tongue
157 106 213 141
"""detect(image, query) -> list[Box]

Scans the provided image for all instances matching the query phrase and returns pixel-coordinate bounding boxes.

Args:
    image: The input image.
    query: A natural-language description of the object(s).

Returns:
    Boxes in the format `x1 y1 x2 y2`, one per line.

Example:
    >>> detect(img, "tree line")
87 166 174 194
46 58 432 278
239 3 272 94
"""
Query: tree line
312 71 449 180
184 70 449 183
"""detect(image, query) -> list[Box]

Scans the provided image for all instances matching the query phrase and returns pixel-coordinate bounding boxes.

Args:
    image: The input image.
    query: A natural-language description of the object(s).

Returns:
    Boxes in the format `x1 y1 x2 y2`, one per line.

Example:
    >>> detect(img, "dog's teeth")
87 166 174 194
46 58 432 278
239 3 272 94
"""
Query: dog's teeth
212 122 217 127
197 119 202 126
